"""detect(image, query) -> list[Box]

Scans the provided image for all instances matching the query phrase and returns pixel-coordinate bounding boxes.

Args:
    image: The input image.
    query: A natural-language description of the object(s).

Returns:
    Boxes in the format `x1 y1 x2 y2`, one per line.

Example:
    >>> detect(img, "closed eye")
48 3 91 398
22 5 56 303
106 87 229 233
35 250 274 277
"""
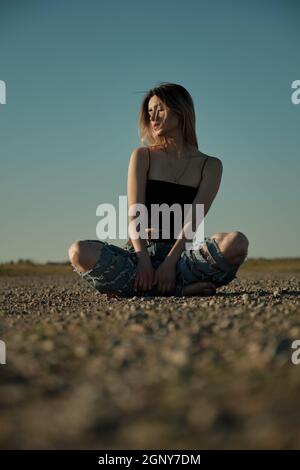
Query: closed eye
148 109 164 115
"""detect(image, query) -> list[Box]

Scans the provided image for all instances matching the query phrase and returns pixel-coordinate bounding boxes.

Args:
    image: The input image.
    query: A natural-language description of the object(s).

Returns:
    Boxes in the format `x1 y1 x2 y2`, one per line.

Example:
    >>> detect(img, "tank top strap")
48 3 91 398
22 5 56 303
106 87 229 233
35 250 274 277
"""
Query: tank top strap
147 146 151 177
198 156 209 185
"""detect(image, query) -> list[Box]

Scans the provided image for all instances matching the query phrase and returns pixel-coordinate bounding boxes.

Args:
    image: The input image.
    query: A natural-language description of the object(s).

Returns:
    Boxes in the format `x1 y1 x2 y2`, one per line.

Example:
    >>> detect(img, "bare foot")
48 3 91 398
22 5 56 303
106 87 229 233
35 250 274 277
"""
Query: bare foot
182 281 216 296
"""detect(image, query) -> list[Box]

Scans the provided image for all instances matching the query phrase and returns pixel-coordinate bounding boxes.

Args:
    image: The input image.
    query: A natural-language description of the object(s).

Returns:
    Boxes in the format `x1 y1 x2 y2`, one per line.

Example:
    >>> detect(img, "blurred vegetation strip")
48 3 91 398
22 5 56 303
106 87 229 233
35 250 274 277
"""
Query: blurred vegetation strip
0 258 300 276
239 258 300 272
0 260 71 276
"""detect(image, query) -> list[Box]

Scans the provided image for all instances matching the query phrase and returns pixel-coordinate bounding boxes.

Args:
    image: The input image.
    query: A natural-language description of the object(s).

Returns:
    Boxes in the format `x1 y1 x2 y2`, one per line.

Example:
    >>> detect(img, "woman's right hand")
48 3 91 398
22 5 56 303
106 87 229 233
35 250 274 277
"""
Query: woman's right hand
134 252 157 293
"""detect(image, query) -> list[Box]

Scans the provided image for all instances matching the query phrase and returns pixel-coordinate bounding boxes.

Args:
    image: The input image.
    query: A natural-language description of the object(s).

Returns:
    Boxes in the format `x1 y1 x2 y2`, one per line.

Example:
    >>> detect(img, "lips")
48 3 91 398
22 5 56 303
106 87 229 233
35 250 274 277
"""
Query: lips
152 124 160 129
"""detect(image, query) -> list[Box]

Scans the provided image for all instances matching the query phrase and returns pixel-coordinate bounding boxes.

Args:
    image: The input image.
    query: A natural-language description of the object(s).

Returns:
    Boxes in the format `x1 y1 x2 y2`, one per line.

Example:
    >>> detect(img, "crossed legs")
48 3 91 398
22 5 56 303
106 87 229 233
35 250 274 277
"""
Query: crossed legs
68 231 249 296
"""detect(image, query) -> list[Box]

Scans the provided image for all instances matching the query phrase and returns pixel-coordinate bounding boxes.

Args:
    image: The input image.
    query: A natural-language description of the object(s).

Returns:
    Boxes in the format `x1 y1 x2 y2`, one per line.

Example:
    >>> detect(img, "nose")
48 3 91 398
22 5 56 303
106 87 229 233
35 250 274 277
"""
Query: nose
150 109 159 122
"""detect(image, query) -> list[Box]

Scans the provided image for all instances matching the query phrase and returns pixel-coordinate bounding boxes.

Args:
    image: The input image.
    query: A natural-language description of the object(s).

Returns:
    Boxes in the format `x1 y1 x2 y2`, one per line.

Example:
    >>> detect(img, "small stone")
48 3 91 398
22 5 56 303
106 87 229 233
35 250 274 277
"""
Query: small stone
41 340 54 352
219 319 232 329
273 288 281 298
256 302 266 309
128 324 145 334
290 326 300 336
74 345 88 358
161 348 188 366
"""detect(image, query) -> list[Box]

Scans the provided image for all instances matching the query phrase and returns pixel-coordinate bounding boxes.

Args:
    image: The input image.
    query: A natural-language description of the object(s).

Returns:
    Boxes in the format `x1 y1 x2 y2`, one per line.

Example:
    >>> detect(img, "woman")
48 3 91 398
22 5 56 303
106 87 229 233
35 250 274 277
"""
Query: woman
68 82 249 298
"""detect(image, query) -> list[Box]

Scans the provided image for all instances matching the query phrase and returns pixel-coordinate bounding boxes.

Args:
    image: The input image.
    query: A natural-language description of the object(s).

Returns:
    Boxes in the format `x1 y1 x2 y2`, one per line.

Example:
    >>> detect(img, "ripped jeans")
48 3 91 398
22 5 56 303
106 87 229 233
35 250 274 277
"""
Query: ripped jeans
72 237 240 298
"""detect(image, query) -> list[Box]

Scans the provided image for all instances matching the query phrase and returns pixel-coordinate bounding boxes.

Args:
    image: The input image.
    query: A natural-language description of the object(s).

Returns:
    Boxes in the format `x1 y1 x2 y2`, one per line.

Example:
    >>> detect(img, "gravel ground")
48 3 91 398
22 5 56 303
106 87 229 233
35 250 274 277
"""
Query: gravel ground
0 269 300 449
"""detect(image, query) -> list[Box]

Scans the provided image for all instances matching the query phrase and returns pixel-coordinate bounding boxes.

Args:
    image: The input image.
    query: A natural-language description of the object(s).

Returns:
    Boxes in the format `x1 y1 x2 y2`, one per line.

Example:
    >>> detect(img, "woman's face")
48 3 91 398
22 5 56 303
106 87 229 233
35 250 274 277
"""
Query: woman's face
147 95 180 137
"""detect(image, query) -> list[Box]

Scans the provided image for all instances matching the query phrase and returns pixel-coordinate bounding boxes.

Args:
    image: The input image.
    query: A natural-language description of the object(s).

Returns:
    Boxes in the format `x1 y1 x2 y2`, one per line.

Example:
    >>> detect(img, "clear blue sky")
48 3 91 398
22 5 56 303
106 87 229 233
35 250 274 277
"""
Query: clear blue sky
0 0 299 262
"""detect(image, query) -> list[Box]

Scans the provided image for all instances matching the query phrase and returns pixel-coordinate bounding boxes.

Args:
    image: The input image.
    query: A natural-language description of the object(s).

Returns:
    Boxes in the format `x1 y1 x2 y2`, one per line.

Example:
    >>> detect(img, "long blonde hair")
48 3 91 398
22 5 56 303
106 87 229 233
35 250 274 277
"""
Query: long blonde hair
138 82 199 151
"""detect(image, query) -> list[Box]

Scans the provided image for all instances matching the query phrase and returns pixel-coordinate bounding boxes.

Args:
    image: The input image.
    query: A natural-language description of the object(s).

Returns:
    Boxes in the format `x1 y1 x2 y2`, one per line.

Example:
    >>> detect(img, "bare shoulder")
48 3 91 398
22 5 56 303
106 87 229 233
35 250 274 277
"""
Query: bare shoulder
129 146 149 164
197 150 221 163
128 147 150 177
196 152 222 187
130 146 150 160
198 151 222 170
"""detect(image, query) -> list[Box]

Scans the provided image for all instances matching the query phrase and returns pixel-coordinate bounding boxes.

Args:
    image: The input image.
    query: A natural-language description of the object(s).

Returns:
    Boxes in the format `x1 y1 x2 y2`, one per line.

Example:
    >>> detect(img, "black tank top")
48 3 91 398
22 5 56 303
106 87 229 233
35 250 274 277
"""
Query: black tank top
145 147 209 242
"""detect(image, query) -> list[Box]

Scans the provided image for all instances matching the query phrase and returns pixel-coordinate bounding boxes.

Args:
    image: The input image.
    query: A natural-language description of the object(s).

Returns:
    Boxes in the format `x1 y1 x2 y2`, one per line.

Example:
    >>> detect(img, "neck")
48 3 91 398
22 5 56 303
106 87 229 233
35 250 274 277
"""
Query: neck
163 137 194 160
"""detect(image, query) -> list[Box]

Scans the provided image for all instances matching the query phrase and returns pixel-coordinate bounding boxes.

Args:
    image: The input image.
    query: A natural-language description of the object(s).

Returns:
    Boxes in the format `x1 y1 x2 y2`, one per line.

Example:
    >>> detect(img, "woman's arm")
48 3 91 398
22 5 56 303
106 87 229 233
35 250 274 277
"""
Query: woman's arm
166 156 223 264
127 147 150 258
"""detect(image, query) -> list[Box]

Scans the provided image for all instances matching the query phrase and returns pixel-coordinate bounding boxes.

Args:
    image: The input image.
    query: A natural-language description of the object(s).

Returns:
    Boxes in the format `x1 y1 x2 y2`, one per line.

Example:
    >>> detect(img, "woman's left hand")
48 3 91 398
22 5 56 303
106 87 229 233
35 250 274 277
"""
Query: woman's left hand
153 257 177 294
